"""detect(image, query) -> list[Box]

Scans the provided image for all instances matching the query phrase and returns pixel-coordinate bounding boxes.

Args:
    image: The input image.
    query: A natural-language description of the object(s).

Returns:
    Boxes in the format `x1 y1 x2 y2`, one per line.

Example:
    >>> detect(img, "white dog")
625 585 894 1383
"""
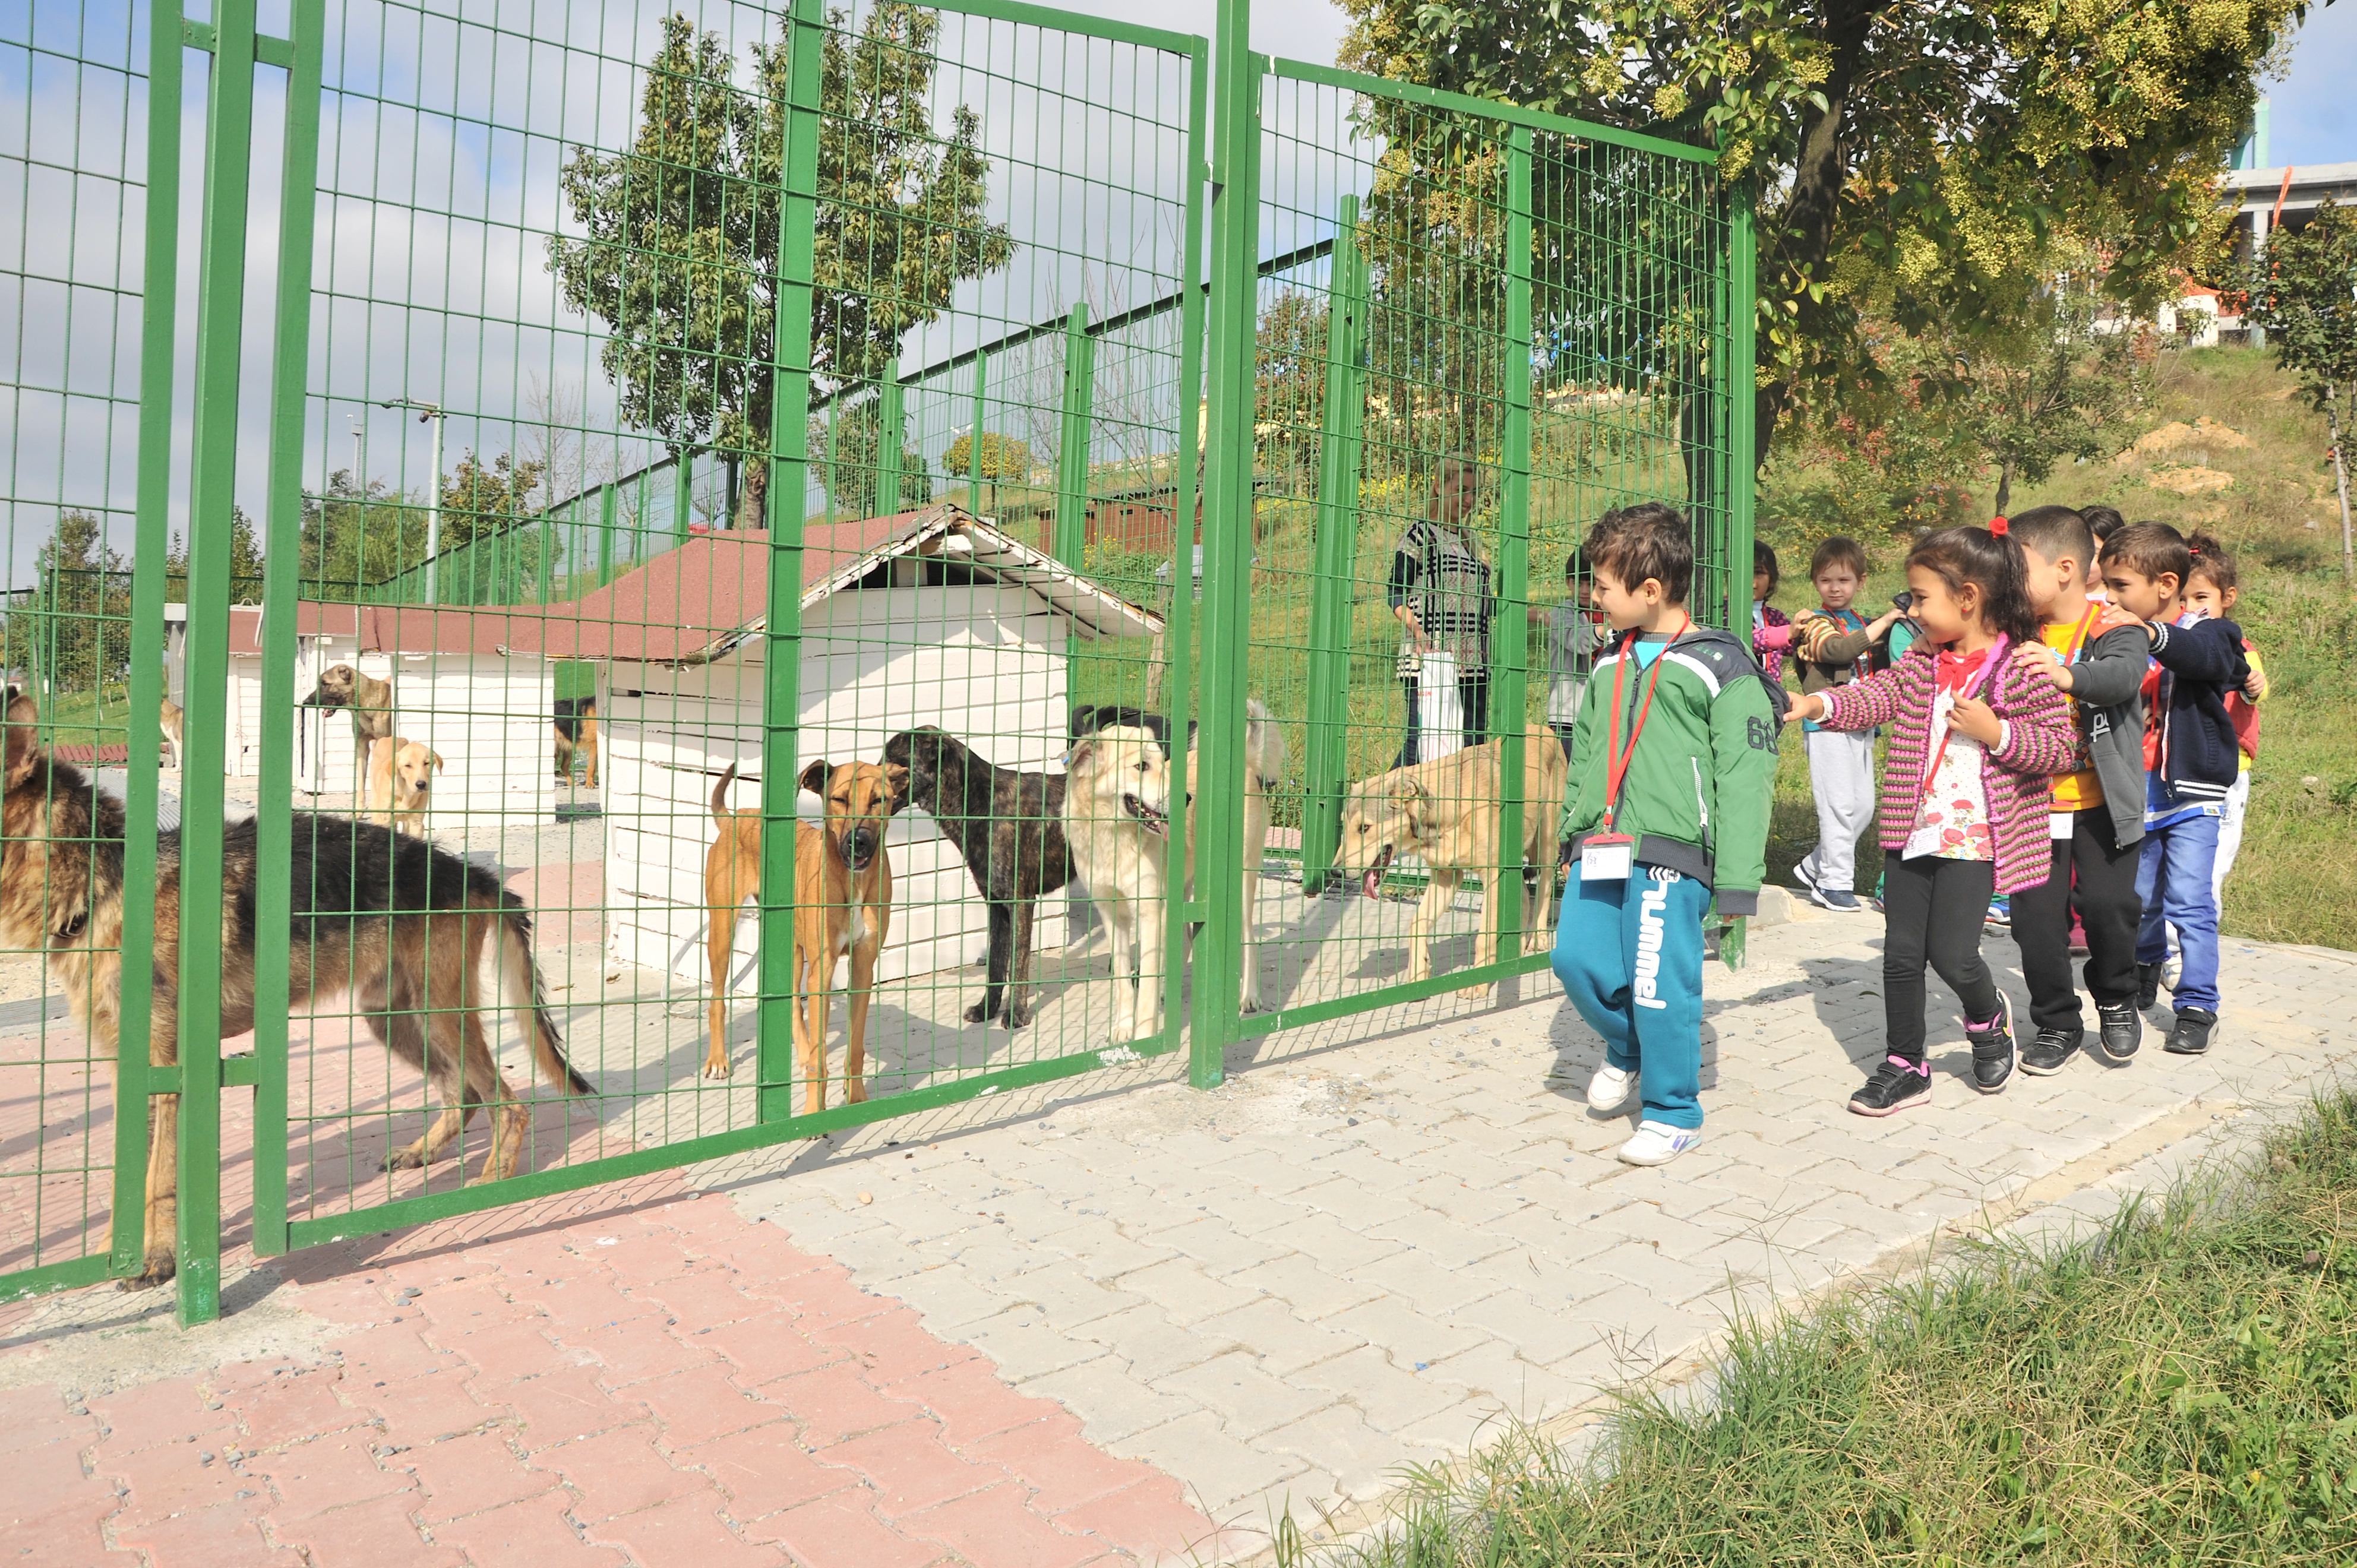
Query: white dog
1063 700 1288 1040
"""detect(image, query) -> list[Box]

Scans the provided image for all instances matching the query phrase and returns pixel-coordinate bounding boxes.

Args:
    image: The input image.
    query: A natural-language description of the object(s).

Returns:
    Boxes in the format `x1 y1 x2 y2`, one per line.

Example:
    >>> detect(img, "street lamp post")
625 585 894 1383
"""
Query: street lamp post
381 398 443 603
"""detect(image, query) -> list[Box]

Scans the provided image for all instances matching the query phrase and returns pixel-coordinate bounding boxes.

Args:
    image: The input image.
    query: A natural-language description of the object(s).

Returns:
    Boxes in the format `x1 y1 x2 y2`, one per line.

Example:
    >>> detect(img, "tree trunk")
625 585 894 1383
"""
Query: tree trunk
1993 458 2013 520
1748 0 1895 469
737 456 769 531
2331 385 2354 583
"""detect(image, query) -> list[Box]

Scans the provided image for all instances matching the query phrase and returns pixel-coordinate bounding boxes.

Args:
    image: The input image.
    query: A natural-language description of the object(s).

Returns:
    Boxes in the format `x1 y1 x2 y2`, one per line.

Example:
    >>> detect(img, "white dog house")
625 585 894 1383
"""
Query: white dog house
527 502 1161 993
219 600 560 812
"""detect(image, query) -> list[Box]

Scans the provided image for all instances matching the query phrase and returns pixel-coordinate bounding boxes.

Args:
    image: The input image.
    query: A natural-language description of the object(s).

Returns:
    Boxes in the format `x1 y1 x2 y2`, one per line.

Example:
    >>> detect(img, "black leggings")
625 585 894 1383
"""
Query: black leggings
1880 852 1999 1065
1396 672 1489 769
2010 807 2142 1031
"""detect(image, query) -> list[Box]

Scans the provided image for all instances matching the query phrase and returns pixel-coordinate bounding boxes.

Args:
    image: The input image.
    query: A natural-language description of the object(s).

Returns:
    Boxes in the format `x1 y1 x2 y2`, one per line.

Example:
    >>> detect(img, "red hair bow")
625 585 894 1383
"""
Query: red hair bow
1989 516 2009 536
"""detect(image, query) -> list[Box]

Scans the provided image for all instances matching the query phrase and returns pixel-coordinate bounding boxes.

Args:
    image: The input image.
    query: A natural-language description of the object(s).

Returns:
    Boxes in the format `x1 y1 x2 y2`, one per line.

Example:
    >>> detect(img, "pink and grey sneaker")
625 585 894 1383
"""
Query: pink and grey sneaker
1849 1056 1932 1117
1966 995 2018 1093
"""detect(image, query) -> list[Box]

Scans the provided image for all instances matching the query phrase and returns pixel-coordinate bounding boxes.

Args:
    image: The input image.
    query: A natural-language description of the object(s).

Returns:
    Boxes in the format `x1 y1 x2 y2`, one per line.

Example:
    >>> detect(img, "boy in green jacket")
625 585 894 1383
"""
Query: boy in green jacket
1553 502 1783 1165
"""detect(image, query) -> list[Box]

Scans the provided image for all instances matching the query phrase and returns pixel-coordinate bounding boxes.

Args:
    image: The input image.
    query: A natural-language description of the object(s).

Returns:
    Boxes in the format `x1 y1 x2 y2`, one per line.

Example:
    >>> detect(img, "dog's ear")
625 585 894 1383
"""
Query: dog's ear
883 762 911 813
431 750 446 774
1066 737 1097 776
2 694 42 787
798 759 832 795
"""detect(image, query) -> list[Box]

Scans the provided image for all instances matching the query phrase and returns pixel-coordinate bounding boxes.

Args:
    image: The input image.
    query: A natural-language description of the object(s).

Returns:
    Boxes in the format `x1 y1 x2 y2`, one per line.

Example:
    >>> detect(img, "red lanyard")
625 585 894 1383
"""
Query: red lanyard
1603 615 1689 829
2056 602 2098 666
1918 635 2008 795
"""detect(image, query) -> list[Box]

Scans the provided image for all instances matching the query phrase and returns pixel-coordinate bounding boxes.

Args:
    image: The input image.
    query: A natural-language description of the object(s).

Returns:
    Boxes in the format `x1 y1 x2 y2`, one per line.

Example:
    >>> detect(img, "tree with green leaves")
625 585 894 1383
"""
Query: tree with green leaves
2239 197 2357 580
10 510 132 695
814 402 932 519
165 505 267 605
1342 0 2306 465
549 5 1012 530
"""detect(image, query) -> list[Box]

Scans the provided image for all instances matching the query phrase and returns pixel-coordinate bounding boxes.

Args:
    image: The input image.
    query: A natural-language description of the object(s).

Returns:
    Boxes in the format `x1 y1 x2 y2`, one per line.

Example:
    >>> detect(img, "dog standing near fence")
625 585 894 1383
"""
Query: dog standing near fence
299 663 397 785
553 696 599 788
0 694 593 1288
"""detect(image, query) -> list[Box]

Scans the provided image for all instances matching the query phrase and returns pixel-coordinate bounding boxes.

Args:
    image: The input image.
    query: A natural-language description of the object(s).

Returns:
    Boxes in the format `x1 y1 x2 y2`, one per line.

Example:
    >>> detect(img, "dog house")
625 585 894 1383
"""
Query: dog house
531 501 1161 993
216 600 559 811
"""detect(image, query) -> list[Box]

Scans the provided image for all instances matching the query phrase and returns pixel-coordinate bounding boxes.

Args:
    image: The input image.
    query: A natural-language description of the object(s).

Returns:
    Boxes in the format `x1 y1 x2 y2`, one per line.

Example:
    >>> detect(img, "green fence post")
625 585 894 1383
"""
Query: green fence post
1300 194 1364 897
1727 176 1757 622
823 401 839 525
754 0 822 1125
1155 37 1210 1058
173 0 267 1325
538 505 557 602
248 0 325 1261
967 352 988 513
1054 304 1094 568
674 451 694 548
109 0 191 1286
598 476 617 586
877 362 903 516
1192 1 1260 1089
1492 127 1534 961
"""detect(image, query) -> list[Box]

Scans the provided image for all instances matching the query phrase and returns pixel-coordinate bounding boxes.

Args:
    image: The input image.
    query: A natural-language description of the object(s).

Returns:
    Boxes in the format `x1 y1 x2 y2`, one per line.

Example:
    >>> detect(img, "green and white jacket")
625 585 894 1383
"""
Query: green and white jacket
1561 624 1785 915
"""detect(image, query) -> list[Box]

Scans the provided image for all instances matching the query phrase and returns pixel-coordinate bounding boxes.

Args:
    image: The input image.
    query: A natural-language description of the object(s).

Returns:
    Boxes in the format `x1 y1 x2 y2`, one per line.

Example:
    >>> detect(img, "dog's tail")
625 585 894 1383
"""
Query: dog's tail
712 762 739 826
495 900 596 1097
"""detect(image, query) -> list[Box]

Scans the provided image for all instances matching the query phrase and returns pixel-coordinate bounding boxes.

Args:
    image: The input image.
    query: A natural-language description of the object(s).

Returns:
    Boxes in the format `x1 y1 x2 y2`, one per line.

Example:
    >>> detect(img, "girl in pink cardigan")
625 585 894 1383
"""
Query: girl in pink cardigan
1786 523 2075 1117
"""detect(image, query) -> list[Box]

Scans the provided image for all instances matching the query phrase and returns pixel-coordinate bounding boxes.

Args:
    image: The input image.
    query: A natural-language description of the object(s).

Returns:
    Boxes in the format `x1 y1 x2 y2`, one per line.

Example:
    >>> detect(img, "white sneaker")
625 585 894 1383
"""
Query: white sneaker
2162 955 2183 991
1587 1062 1637 1111
1617 1121 1702 1166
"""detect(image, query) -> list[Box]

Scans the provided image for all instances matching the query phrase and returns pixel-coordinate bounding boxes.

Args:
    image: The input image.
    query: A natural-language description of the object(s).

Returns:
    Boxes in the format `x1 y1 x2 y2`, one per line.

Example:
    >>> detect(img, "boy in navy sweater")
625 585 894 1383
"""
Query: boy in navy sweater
2096 522 2249 1057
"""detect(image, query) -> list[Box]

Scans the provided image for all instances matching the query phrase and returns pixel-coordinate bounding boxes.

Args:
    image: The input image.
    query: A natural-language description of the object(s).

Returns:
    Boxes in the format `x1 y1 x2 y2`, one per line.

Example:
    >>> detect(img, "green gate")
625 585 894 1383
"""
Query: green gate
0 0 1746 1324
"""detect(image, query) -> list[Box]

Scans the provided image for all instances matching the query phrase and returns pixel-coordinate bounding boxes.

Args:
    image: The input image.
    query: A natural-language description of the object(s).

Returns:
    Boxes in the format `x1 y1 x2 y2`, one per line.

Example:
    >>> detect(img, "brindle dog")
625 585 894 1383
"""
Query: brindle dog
0 694 593 1288
881 726 1070 1030
299 662 397 784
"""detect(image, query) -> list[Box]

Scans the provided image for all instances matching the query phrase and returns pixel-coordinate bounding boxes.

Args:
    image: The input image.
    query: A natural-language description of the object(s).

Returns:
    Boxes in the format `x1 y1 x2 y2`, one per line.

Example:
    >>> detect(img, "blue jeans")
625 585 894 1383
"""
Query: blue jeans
2137 813 2222 1013
1551 864 1711 1129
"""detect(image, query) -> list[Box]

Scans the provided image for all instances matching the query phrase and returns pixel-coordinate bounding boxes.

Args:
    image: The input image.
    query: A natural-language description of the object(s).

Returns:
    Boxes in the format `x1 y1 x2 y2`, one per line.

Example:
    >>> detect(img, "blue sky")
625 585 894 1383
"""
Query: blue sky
2271 1 2357 165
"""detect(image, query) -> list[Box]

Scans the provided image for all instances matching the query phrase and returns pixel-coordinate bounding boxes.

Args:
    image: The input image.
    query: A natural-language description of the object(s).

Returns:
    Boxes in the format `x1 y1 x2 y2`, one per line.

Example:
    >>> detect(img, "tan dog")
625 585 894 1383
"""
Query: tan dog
702 759 903 1111
554 697 598 788
364 737 444 833
159 697 184 770
300 663 396 782
1331 726 1566 993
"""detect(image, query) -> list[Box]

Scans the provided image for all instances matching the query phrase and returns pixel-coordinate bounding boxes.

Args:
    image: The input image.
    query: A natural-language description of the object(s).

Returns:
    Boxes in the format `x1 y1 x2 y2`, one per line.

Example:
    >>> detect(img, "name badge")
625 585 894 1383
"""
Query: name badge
1580 832 1634 881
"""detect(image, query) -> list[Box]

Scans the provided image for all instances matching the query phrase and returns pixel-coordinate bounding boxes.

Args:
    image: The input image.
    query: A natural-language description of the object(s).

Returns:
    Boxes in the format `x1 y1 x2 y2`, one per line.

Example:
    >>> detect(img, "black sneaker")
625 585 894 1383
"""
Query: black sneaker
1966 995 2018 1093
2096 1001 2141 1061
2136 962 2163 1011
2165 1007 2218 1055
2020 1025 2083 1076
1849 1056 1933 1117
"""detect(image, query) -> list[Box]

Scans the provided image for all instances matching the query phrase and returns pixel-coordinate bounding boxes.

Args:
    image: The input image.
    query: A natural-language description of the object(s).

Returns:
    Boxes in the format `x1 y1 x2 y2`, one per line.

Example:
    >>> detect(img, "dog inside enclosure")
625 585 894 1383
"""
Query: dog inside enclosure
553 696 599 788
882 726 1070 1031
299 663 397 783
363 737 444 834
159 696 184 770
1064 700 1287 1036
0 694 595 1286
702 759 903 1112
1331 726 1567 995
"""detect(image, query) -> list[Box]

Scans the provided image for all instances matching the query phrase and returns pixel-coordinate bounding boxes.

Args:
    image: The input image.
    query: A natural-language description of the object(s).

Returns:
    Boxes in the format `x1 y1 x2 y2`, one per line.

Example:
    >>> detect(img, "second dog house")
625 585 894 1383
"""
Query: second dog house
538 502 1161 992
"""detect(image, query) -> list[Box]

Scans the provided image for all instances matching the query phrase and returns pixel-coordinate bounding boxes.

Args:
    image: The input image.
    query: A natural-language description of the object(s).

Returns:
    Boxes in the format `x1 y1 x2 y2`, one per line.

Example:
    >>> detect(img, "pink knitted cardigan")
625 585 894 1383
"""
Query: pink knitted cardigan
1817 644 2077 894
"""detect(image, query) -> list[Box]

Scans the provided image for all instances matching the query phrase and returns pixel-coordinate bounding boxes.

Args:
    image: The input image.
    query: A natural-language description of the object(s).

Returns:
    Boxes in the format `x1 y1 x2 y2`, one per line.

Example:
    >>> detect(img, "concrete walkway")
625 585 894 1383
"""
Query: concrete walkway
6 906 2355 1566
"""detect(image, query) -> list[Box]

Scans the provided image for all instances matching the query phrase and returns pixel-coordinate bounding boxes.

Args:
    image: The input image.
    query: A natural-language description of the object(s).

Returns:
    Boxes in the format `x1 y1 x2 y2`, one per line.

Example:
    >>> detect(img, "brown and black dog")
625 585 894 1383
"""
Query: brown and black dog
0 694 592 1288
881 726 1070 1030
299 663 396 784
554 696 599 788
702 759 903 1110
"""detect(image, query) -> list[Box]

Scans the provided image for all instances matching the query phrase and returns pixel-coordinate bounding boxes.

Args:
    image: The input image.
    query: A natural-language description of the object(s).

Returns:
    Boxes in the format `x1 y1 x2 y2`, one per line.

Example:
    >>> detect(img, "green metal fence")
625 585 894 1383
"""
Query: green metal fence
0 0 1746 1324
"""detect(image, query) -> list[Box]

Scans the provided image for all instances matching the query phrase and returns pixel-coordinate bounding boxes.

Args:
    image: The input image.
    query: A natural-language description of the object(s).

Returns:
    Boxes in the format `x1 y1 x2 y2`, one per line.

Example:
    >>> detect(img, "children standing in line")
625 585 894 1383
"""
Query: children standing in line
1788 536 1907 911
2098 522 2250 1056
2002 506 2151 1071
1553 502 1781 1166
2161 532 2268 990
1784 524 2076 1115
1752 540 1793 684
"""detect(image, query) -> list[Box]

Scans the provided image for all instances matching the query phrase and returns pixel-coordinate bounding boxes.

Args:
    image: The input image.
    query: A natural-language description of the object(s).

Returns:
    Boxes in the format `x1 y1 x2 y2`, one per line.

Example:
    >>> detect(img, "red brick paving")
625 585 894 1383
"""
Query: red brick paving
1 1172 1219 1566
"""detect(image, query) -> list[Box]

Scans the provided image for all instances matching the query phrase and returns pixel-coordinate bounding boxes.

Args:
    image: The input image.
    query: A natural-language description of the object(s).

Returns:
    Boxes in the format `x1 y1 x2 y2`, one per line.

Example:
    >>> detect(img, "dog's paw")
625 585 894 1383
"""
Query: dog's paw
120 1253 176 1290
381 1146 427 1172
962 1001 990 1025
702 1057 734 1080
1004 1008 1034 1030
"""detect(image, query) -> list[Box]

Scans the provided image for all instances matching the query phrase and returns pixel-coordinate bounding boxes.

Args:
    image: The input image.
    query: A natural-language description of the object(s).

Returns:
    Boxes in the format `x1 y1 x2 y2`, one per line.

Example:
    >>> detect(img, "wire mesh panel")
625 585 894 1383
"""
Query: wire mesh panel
1230 62 1739 1036
245 0 1204 1248
0 3 174 1300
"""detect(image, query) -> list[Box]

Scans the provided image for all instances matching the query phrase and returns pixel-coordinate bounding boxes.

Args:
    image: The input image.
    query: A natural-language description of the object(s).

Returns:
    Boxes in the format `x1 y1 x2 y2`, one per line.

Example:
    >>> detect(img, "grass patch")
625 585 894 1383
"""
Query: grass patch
1285 1087 2357 1566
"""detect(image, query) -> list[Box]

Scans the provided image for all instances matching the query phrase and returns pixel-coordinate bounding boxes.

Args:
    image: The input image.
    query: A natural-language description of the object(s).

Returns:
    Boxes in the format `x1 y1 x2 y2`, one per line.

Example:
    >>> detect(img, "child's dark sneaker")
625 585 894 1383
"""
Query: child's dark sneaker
1808 886 1863 912
2135 962 2163 1011
2096 1001 2142 1061
2020 1025 2082 1076
1849 1056 1932 1117
2164 1007 2218 1055
1966 996 2018 1092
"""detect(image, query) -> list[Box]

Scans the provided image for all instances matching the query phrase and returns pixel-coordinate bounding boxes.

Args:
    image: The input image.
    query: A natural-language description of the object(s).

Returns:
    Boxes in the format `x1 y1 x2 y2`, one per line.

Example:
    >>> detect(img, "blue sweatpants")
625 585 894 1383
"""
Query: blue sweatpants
2137 812 2222 1013
1550 865 1712 1130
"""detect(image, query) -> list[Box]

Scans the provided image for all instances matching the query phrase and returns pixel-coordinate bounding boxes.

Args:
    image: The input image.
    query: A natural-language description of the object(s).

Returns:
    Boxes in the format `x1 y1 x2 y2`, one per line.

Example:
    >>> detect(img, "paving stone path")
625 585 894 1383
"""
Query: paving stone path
6 906 2355 1566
